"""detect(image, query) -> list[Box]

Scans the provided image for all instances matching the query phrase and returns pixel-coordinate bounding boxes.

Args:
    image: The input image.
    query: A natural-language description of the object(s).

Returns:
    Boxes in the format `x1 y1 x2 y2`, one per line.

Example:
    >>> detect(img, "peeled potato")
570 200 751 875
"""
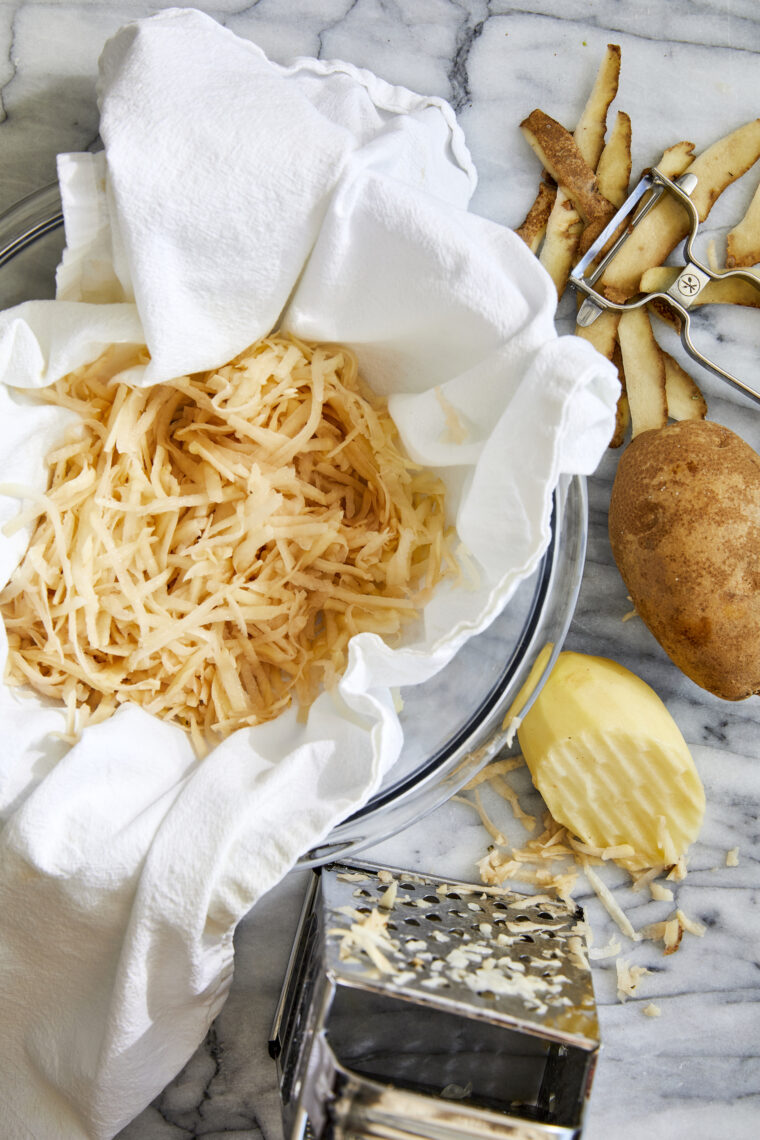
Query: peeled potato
609 420 760 699
515 648 704 867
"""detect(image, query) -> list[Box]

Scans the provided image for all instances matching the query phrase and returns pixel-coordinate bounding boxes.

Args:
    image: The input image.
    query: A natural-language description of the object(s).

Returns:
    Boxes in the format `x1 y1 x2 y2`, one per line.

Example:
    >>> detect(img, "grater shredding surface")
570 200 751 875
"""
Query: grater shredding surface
323 864 599 1050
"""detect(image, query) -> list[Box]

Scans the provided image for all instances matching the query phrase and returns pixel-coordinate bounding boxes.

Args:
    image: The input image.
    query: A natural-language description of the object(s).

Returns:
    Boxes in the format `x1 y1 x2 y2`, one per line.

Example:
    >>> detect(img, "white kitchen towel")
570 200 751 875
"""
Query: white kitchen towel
0 8 619 1139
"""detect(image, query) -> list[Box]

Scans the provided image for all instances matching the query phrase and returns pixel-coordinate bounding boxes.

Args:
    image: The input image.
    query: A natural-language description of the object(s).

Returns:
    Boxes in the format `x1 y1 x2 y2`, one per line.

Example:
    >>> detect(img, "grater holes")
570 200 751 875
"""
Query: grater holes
450 928 466 938
422 895 439 904
403 917 421 927
536 911 555 921
424 912 442 923
446 891 461 900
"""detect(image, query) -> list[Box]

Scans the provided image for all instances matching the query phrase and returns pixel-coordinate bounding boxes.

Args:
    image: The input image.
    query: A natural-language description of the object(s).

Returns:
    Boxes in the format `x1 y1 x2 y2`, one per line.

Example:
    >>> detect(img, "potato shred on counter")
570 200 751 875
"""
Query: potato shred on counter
0 335 454 754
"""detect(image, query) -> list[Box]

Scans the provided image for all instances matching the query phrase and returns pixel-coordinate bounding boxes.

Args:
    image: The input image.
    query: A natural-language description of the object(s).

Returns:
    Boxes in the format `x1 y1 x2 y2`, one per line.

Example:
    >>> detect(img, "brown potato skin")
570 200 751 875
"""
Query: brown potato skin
609 419 760 700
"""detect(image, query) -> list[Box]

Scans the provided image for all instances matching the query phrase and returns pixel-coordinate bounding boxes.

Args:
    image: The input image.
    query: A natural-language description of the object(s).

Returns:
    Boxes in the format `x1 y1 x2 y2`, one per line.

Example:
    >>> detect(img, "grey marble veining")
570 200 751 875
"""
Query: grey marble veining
2 1 760 1138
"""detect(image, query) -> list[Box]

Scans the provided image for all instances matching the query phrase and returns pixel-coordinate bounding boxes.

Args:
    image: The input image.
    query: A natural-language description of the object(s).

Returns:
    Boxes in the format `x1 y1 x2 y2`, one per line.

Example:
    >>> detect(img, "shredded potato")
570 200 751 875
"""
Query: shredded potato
466 756 702 956
0 334 454 754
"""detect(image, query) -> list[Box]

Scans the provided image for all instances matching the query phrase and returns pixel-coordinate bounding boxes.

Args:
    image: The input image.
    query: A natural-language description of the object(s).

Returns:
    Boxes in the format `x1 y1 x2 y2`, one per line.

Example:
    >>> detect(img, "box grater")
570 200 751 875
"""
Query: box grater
269 861 600 1140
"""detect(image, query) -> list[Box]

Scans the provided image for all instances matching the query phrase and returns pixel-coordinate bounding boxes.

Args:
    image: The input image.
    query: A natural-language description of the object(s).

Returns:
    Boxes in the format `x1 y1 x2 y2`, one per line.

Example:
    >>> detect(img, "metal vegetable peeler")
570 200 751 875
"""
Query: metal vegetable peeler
569 167 760 406
269 861 600 1140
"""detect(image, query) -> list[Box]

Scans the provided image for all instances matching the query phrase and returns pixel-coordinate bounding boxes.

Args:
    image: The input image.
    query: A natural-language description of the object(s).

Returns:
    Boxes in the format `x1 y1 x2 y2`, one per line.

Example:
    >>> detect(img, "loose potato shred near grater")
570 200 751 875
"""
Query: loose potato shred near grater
569 167 760 406
269 862 600 1140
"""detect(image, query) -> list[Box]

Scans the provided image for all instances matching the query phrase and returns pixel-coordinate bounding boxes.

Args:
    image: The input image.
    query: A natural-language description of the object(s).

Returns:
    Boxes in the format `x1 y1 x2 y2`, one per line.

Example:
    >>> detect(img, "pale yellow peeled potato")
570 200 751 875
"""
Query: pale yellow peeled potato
513 648 705 868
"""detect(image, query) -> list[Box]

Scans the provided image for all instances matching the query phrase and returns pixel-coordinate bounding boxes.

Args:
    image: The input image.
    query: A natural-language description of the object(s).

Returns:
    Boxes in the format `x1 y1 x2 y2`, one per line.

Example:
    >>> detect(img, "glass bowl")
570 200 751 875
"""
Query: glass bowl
0 184 588 865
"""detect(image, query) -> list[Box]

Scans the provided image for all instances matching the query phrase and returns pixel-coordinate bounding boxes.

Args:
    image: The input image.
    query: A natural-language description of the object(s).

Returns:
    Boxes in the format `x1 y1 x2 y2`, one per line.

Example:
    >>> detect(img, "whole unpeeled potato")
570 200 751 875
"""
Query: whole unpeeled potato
609 419 760 700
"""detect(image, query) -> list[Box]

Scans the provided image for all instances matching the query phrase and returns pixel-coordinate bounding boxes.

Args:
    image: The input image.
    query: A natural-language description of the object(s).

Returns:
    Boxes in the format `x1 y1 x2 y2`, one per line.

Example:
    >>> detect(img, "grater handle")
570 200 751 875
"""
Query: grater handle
269 871 321 1059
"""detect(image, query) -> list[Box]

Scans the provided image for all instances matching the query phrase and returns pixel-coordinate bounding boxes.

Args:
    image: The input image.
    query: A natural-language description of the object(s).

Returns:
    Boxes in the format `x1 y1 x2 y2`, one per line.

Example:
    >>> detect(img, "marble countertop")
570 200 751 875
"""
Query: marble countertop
2 2 759 1138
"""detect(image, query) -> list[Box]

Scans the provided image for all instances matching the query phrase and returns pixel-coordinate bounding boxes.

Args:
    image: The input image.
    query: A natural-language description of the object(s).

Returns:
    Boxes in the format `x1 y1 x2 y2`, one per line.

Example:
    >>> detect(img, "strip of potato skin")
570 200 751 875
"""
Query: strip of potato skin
520 109 615 233
539 45 621 295
575 310 626 448
575 307 620 360
596 110 632 210
727 176 760 267
574 110 631 442
616 307 667 437
663 352 708 421
539 194 585 293
574 45 622 168
515 179 557 251
654 140 696 179
609 340 630 449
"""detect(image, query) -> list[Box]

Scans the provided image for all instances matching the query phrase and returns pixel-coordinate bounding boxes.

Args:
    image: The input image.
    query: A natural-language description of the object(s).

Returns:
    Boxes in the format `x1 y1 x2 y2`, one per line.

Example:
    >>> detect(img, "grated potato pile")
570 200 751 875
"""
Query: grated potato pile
0 334 454 755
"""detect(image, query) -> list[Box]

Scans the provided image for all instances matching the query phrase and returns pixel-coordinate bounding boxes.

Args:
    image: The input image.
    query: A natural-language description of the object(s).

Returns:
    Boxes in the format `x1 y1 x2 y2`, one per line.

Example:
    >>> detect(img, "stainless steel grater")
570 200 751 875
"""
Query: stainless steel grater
269 861 600 1140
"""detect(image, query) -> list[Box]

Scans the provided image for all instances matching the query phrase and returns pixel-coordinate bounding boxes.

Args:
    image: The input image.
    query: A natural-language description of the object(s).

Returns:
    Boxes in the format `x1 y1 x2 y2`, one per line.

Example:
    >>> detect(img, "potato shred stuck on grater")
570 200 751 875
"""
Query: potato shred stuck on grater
269 862 600 1140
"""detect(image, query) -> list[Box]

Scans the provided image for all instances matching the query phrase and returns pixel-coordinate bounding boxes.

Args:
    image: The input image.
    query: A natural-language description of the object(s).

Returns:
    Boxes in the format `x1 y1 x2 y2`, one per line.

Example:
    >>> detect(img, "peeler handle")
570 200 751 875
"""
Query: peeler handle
676 305 760 406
